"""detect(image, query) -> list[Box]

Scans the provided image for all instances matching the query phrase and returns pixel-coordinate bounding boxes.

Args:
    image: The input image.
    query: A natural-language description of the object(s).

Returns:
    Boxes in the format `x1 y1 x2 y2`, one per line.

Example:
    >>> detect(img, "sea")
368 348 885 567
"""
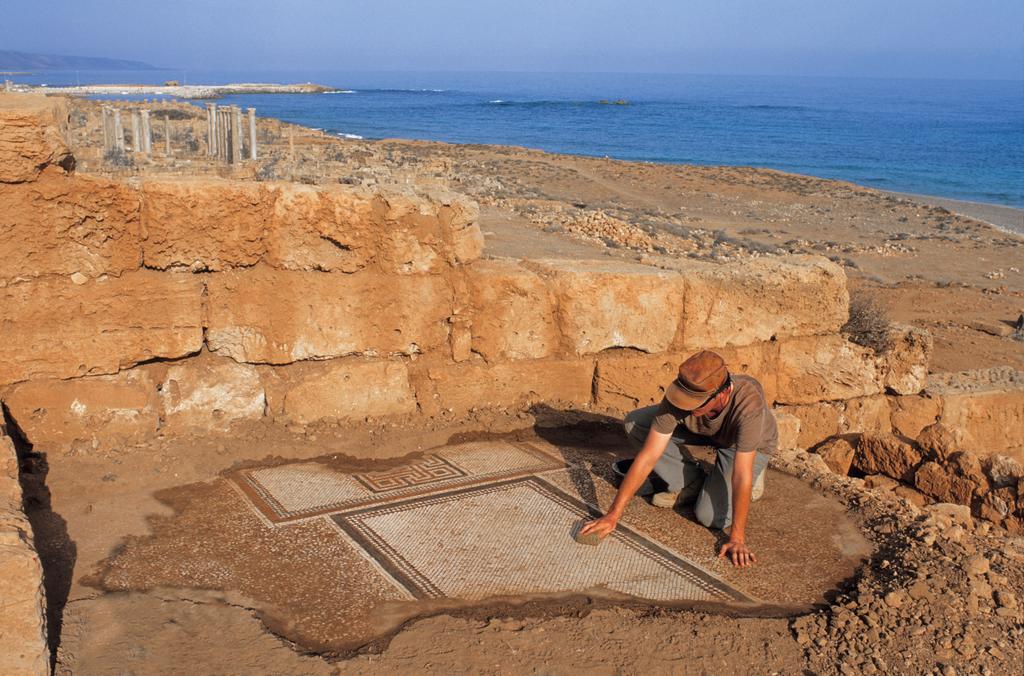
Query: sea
14 69 1024 208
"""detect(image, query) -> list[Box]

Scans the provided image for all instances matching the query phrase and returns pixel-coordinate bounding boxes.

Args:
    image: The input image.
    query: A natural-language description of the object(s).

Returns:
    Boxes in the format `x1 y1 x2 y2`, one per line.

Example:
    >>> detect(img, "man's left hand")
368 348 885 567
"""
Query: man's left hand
718 539 756 567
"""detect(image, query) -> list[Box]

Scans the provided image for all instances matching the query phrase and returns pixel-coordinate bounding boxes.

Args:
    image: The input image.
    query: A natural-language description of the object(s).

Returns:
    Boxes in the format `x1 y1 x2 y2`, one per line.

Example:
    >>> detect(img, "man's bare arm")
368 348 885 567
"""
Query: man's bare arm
719 450 756 567
579 428 672 538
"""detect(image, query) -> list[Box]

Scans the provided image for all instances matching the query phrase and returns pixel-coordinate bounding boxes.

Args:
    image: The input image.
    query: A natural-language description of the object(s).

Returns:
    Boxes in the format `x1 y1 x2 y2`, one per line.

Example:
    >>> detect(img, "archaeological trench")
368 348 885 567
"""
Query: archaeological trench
1 94 1022 674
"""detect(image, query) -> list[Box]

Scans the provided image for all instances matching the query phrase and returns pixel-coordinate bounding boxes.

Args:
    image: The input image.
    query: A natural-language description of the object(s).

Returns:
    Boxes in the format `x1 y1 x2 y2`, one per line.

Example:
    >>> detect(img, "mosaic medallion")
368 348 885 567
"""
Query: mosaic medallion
330 476 752 604
231 441 566 523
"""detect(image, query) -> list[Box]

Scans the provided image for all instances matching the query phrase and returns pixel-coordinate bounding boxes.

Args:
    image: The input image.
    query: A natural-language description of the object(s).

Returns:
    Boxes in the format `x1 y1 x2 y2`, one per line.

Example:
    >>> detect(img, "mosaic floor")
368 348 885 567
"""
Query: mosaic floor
229 441 750 605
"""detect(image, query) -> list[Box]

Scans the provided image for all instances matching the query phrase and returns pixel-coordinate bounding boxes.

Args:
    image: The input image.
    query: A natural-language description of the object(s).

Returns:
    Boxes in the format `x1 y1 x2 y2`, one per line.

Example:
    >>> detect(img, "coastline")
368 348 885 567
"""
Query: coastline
879 190 1024 237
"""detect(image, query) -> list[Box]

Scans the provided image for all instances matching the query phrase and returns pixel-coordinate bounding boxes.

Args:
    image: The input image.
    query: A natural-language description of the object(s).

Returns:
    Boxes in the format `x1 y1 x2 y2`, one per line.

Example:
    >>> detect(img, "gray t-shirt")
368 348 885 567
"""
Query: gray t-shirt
651 374 778 454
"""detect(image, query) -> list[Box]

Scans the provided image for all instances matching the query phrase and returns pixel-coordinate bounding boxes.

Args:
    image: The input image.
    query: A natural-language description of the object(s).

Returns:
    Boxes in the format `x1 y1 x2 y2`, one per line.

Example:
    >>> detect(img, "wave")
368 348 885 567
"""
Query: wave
738 104 810 111
335 132 363 140
323 89 355 94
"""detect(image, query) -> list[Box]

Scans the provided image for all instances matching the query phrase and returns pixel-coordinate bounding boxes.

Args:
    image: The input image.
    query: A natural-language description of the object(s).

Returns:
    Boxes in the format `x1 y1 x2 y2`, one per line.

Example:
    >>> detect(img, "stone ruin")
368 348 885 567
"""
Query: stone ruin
1 93 1022 671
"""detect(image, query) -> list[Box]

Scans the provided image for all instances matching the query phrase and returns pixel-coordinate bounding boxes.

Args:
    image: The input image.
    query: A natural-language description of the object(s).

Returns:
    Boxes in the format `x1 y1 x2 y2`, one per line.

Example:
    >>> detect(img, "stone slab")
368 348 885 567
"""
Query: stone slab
0 93 71 183
0 271 204 386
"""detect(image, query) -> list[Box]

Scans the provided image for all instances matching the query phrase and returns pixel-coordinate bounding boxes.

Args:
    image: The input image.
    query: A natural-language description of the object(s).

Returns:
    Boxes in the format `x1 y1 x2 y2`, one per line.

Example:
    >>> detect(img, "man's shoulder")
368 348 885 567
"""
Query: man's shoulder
731 374 768 407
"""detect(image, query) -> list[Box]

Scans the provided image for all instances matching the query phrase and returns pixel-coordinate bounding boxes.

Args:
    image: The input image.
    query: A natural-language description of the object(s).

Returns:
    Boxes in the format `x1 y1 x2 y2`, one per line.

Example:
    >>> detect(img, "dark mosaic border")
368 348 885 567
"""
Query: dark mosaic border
331 476 754 604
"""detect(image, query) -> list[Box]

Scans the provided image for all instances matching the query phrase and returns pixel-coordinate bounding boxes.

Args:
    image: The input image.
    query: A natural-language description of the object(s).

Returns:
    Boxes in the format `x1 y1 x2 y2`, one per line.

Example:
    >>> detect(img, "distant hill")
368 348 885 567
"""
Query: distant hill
0 50 159 71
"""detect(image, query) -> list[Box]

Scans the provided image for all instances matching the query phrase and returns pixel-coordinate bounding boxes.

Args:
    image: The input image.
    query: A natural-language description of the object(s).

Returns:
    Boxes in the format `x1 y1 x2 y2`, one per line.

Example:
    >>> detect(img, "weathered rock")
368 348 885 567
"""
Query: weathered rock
1 370 159 451
889 395 942 439
853 433 922 482
776 335 882 405
264 183 377 273
0 92 72 183
206 267 453 364
894 484 929 508
413 359 594 417
530 259 682 356
878 324 932 395
465 260 559 361
815 437 856 476
159 357 265 431
421 186 484 265
864 474 899 491
938 389 1024 460
774 410 802 450
140 178 271 271
987 454 1024 488
914 454 986 506
678 255 848 349
778 402 842 449
964 554 990 576
0 169 141 282
840 396 892 436
916 423 965 461
264 359 416 424
0 429 50 675
0 271 204 386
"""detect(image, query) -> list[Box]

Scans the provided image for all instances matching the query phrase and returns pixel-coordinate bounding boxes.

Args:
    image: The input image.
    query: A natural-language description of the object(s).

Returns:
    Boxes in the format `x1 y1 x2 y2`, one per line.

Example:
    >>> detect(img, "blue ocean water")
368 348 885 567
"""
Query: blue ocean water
18 70 1024 207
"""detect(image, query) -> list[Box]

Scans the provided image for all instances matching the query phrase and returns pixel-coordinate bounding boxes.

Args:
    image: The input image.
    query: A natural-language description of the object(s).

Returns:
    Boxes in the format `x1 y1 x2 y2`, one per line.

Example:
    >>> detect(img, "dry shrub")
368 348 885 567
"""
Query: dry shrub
843 293 891 353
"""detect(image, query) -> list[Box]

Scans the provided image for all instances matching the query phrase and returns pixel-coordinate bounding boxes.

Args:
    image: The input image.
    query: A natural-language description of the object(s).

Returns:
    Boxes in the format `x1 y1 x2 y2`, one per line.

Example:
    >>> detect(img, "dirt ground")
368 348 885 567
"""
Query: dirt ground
22 100 1024 674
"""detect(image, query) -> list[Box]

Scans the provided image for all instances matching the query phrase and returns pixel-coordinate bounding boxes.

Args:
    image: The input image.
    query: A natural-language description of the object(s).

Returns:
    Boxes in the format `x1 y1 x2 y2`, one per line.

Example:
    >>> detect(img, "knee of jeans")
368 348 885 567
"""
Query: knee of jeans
694 499 715 528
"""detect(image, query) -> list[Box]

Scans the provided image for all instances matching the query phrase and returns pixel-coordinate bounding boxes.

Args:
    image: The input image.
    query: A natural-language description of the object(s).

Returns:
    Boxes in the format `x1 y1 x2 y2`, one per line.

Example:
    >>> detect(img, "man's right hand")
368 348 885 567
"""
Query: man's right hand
580 513 618 539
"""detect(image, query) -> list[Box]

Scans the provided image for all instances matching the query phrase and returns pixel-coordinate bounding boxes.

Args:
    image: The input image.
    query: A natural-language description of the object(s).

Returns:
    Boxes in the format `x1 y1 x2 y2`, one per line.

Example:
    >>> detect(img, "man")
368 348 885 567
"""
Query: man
580 350 777 567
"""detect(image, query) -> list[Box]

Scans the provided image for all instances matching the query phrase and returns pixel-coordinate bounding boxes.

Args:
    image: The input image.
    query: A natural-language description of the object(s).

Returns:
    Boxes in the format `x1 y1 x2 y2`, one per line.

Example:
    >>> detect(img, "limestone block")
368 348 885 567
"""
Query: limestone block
840 396 892 436
938 389 1024 459
774 410 802 450
0 170 141 282
679 256 848 350
2 370 159 451
0 532 49 675
889 395 942 439
206 267 453 364
0 92 71 183
434 192 484 265
593 342 777 413
776 335 882 405
916 423 967 462
914 455 987 506
777 402 842 449
265 184 381 273
0 271 204 386
594 352 679 412
0 428 49 675
140 178 272 270
375 188 472 273
878 324 933 395
853 434 922 482
415 359 594 416
531 259 683 355
265 359 416 424
815 437 856 475
987 455 1024 489
160 357 265 431
466 260 558 361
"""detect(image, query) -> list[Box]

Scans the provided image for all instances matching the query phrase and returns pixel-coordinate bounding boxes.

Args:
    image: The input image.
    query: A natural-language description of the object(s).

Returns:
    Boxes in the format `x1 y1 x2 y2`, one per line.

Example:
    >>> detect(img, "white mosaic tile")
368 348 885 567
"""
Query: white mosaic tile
332 477 750 604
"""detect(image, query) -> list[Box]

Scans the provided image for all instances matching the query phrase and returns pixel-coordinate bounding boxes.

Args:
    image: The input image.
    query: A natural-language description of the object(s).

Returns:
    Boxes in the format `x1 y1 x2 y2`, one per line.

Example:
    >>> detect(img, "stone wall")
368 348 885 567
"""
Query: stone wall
0 426 49 675
0 92 952 456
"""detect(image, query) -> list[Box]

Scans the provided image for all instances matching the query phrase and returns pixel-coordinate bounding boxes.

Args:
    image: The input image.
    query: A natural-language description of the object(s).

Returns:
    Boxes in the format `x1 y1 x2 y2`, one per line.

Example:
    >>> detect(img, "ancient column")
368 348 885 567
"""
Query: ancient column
232 106 242 164
207 103 218 156
140 109 152 155
112 108 125 152
131 111 141 152
101 106 110 151
164 116 171 156
247 107 257 160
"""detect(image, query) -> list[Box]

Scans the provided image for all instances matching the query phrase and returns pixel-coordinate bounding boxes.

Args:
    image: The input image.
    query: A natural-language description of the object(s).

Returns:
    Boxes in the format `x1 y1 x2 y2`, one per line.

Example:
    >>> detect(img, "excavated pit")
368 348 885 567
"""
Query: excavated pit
51 427 873 657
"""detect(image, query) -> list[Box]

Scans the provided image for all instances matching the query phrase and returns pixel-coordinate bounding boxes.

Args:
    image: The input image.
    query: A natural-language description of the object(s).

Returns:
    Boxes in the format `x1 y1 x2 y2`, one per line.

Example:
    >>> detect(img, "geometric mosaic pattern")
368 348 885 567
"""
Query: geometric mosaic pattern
330 476 752 604
231 441 566 523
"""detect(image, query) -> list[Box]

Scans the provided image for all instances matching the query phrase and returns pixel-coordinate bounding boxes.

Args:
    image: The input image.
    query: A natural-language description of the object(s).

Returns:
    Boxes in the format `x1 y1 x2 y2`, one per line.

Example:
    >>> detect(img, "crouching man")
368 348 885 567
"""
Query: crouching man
581 350 777 567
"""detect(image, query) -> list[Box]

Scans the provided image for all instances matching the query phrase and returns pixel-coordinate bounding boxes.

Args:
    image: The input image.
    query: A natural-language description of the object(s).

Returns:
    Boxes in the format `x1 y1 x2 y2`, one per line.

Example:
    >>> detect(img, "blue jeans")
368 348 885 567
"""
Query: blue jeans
624 405 769 529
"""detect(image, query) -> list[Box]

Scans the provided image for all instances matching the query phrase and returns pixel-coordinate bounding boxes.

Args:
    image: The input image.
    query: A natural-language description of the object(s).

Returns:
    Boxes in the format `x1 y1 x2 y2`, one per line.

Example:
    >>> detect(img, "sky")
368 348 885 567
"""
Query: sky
2 0 1022 79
